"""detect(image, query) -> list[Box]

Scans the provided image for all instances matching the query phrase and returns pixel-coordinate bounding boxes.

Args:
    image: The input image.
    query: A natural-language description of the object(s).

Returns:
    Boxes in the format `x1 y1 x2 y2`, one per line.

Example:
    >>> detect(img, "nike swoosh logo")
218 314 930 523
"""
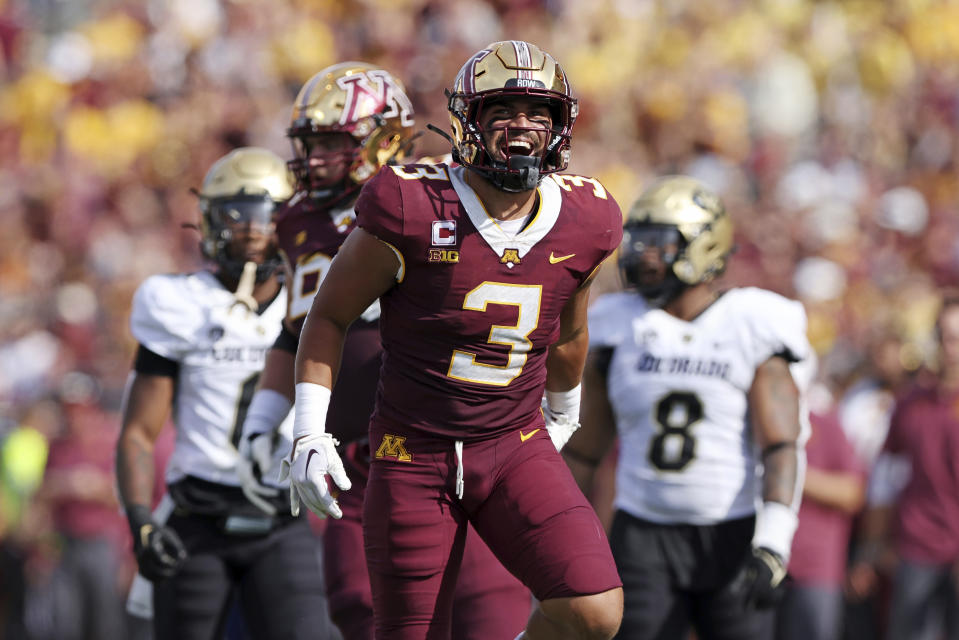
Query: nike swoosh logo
520 429 541 442
549 252 576 264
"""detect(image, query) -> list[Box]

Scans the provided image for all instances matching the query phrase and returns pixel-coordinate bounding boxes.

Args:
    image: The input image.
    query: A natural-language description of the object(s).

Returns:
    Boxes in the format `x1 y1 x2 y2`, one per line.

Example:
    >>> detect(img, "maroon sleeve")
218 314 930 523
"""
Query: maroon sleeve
355 166 405 250
601 192 624 254
584 185 623 284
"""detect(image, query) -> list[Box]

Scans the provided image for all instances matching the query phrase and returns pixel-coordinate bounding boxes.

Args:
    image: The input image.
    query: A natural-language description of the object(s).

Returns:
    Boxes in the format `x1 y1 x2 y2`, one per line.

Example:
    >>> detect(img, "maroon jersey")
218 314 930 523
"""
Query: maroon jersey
885 383 959 564
355 163 622 440
276 192 356 334
276 191 380 443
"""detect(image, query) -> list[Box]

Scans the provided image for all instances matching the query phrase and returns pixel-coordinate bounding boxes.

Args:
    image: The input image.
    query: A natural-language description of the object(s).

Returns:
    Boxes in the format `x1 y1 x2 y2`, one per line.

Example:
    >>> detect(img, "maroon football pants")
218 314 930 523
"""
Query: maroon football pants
362 422 621 638
323 441 533 639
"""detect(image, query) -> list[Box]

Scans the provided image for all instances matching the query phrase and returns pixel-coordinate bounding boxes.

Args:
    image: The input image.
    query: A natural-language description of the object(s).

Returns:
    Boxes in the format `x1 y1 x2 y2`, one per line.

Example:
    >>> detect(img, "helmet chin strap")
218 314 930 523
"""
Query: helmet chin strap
487 154 541 192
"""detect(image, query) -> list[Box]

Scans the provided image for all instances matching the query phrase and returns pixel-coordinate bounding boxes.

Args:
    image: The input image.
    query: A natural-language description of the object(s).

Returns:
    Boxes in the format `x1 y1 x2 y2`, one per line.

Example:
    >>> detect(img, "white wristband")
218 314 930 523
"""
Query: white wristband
293 382 331 440
243 389 293 438
753 500 799 563
545 384 581 423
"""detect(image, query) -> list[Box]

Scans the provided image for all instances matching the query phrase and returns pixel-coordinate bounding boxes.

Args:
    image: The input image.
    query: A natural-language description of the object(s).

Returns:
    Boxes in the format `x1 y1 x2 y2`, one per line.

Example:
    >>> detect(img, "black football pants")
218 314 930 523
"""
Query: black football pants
152 514 336 640
610 510 775 640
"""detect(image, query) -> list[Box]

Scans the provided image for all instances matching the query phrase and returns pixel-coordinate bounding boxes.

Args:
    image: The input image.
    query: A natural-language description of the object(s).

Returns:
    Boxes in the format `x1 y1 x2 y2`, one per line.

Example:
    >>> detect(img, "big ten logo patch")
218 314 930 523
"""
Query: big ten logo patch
428 248 459 264
374 434 412 462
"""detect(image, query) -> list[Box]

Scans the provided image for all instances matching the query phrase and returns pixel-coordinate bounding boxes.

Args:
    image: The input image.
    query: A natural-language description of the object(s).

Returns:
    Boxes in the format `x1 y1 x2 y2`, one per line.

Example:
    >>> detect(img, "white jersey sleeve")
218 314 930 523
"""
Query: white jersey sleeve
130 274 206 361
729 287 811 370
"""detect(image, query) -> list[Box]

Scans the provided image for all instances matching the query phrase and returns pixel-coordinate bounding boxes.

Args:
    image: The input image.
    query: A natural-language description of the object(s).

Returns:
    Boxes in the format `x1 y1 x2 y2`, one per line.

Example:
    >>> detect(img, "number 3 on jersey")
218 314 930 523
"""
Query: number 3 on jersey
447 282 542 386
649 391 702 471
288 253 333 322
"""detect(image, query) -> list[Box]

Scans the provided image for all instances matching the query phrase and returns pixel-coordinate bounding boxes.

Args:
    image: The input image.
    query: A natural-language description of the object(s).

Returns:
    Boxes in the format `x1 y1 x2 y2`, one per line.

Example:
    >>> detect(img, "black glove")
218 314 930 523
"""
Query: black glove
731 546 788 609
127 505 187 582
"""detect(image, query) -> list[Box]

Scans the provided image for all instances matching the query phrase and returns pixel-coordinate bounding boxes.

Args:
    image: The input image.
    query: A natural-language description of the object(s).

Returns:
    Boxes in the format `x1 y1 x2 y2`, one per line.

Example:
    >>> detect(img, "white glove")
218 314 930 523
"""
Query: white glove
236 432 279 516
235 389 293 516
278 382 351 518
278 433 351 518
542 385 582 452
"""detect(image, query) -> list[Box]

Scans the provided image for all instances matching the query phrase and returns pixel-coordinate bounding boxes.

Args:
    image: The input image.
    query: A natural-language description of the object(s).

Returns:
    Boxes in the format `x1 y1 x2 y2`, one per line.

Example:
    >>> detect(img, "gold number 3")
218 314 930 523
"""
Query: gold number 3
447 282 542 386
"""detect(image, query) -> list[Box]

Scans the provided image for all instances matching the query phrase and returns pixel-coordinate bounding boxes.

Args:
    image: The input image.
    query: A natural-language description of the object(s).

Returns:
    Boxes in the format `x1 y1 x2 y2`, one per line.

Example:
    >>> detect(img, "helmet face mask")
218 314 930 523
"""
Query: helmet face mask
448 41 577 192
619 224 686 307
288 62 415 205
201 195 280 282
289 132 361 198
197 148 294 283
619 176 734 307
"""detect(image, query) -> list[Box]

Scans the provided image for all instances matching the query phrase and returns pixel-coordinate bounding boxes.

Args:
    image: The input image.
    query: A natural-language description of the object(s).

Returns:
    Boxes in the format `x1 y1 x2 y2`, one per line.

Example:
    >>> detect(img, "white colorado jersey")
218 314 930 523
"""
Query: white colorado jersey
589 287 812 525
130 271 293 488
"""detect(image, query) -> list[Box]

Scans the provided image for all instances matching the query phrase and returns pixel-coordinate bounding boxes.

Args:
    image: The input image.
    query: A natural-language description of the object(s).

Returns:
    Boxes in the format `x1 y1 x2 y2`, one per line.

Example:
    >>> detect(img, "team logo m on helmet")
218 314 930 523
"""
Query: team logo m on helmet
337 71 414 129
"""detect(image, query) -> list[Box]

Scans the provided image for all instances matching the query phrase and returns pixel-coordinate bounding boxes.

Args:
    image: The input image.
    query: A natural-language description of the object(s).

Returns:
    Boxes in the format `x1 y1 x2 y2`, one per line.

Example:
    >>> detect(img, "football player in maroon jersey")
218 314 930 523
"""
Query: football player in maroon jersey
236 62 532 639
287 42 624 639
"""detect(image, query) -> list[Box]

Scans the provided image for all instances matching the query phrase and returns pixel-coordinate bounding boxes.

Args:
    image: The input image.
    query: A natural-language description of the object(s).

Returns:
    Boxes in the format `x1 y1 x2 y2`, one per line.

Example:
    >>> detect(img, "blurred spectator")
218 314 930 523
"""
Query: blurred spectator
848 293 959 640
0 398 57 639
776 408 867 640
30 372 129 640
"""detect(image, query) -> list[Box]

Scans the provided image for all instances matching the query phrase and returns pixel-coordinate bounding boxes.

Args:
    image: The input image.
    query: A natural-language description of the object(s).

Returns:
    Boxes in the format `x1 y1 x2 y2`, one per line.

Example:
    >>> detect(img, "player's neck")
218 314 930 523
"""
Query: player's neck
664 285 718 321
465 169 538 221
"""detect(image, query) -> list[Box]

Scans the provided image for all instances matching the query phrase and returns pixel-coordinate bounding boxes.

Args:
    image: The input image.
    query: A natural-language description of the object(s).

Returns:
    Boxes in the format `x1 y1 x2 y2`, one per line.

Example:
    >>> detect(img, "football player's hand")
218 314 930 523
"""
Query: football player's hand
541 385 582 452
128 506 187 582
278 433 351 519
236 431 279 516
543 405 581 452
731 546 788 609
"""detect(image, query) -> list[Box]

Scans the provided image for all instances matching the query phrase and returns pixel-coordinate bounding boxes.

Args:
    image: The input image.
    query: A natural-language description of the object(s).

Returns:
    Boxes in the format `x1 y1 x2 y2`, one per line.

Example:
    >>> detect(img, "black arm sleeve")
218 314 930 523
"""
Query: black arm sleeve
133 344 179 378
272 323 300 355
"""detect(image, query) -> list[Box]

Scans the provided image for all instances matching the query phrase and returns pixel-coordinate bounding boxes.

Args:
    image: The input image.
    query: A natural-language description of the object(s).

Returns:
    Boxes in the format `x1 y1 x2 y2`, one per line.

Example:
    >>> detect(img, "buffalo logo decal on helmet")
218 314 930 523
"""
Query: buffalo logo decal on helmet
619 175 734 307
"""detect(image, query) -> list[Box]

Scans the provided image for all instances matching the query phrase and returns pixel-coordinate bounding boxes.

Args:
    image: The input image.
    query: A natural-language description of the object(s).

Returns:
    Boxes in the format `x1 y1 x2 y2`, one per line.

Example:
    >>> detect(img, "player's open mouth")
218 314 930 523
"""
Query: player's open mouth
503 139 534 156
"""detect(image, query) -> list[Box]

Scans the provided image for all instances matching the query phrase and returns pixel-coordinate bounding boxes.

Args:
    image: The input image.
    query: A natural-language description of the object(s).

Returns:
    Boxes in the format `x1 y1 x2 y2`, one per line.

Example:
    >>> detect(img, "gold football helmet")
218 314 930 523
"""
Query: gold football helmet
620 175 734 305
447 40 577 192
197 147 293 282
288 62 415 204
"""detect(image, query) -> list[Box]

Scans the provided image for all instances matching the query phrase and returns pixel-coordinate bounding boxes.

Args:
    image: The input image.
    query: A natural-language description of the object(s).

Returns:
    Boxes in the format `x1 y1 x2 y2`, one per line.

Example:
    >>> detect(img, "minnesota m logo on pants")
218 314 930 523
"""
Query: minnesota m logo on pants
375 434 412 462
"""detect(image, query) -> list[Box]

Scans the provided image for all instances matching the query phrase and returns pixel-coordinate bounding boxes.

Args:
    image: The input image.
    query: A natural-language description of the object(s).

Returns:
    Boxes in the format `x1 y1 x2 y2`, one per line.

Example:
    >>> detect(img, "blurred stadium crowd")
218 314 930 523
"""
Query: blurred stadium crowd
2 0 959 637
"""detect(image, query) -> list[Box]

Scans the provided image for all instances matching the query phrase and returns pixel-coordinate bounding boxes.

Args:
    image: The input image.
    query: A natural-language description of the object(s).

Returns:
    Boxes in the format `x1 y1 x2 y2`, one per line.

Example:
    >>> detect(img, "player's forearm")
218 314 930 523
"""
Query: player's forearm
258 347 297 401
750 357 803 506
116 427 157 510
294 313 346 389
545 329 588 391
761 442 802 505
